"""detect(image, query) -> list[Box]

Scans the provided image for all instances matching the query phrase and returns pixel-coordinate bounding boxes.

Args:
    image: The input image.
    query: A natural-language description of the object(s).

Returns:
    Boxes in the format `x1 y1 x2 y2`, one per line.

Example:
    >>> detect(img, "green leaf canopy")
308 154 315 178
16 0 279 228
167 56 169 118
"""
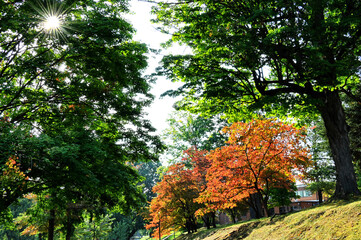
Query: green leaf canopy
0 0 163 213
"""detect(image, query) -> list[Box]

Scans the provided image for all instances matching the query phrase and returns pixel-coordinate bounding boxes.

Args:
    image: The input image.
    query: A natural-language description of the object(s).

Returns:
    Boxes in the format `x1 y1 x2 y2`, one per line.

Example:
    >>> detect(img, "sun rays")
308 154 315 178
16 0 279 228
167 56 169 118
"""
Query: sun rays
43 15 61 32
32 0 70 40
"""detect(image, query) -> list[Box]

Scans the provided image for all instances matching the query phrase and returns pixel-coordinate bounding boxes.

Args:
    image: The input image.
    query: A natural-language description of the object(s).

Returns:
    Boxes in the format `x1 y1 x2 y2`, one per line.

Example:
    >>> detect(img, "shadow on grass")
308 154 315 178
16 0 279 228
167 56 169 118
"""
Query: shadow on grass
174 198 361 240
175 219 270 240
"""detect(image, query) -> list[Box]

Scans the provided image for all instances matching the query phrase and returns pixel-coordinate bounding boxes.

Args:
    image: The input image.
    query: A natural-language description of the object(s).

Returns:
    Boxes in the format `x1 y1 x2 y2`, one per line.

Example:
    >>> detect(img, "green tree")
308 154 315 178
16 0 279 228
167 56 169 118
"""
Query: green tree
107 213 144 240
137 161 162 202
10 124 148 239
154 0 361 198
74 212 114 240
1 0 162 213
306 120 336 203
268 184 298 209
105 162 162 240
163 111 227 162
0 198 36 240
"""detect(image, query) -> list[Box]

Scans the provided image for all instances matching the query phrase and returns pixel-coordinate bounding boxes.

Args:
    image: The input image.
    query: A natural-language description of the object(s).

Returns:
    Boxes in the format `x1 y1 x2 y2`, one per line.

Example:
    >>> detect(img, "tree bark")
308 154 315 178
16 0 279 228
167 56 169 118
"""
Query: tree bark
211 212 216 228
261 199 269 218
66 208 74 240
318 190 323 204
248 193 263 218
202 215 211 229
229 210 236 224
318 91 360 198
48 209 56 240
191 216 197 233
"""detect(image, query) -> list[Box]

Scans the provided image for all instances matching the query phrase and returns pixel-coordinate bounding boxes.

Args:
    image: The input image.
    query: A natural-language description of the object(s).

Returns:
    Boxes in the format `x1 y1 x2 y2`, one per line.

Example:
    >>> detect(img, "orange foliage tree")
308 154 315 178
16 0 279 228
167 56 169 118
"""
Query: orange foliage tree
1 156 30 203
185 147 217 229
199 119 311 218
146 161 201 238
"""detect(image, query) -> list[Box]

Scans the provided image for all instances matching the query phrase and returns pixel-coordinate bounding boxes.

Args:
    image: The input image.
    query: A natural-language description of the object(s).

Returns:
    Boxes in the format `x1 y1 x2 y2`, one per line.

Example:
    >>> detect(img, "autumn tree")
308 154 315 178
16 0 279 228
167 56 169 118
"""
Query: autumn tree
200 119 311 218
182 147 217 229
154 0 361 198
146 163 200 237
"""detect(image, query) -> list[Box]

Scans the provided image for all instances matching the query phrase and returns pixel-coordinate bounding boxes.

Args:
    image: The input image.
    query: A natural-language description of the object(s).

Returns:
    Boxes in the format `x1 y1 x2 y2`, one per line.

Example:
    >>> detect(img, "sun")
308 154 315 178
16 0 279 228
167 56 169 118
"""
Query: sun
43 15 61 31
31 1 70 39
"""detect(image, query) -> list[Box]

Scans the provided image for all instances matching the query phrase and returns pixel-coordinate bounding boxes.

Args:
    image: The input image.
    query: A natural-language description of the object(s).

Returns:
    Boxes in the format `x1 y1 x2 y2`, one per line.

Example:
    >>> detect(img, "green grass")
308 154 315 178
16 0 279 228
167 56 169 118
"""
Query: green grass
140 230 183 240
166 230 184 239
172 198 361 240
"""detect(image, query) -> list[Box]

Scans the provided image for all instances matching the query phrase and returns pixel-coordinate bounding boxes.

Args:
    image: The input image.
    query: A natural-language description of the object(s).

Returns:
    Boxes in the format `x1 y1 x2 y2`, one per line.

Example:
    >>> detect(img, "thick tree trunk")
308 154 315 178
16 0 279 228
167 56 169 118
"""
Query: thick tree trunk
185 220 191 234
191 216 198 233
48 209 56 240
248 193 263 218
319 91 360 198
211 212 216 228
202 215 211 229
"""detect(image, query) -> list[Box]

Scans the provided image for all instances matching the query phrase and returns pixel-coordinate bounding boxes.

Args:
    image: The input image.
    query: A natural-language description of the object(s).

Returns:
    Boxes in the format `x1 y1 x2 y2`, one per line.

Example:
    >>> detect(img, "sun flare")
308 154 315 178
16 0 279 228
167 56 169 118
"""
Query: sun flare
32 0 70 39
43 15 61 31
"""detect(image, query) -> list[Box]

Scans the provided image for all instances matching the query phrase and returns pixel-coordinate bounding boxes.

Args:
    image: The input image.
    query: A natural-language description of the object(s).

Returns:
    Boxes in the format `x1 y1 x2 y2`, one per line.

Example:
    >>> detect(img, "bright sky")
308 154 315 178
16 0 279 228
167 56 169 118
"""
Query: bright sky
127 0 184 134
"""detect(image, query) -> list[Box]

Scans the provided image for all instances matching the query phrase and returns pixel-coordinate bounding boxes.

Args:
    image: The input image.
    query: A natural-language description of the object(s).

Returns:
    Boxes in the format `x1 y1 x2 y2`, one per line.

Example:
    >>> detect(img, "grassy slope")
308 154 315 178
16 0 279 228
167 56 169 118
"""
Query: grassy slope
174 199 361 240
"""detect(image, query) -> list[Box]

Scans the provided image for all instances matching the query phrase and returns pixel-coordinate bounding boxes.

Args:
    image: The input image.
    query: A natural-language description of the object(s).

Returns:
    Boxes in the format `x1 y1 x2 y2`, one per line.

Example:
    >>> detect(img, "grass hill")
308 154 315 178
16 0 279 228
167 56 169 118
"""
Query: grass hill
173 199 361 240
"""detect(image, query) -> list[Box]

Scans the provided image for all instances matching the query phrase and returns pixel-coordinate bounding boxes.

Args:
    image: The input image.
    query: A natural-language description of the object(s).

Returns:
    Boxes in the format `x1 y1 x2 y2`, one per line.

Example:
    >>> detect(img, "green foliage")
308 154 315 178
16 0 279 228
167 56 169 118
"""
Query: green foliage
306 119 336 197
268 185 298 208
307 181 335 197
155 0 360 119
137 161 162 202
15 194 51 237
163 111 227 162
74 212 114 240
107 213 136 240
1 1 164 238
0 0 163 215
0 198 36 240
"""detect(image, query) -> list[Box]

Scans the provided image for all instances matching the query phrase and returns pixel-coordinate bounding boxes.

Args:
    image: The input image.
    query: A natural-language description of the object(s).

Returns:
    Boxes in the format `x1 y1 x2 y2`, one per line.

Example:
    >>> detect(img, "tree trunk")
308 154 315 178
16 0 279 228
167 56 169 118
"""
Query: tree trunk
202 215 211 229
248 193 263 218
318 190 323 204
261 199 269 218
185 220 191 234
191 216 197 233
211 212 216 228
318 91 360 198
66 209 74 240
229 210 236 224
48 209 55 240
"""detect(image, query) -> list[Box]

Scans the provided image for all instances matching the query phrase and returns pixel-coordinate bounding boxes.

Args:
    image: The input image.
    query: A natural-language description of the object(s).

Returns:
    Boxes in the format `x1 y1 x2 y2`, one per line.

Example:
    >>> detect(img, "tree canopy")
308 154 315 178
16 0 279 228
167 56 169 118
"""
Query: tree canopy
0 0 163 237
153 0 361 197
199 119 310 217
